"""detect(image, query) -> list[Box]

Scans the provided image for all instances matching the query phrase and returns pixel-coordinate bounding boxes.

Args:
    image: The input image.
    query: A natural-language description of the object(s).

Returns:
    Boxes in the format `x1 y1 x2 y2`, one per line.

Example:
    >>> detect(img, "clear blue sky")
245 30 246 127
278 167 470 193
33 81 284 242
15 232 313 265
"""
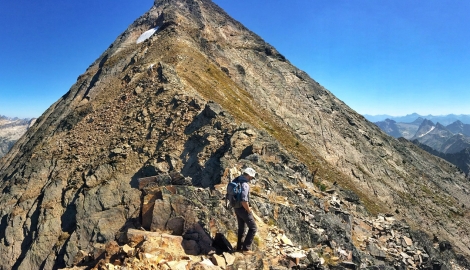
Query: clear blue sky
1 0 469 118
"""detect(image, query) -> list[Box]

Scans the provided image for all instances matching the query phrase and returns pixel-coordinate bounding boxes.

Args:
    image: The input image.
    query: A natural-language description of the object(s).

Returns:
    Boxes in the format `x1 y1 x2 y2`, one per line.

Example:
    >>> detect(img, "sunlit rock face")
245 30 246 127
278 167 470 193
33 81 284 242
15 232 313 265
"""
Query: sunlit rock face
0 0 469 269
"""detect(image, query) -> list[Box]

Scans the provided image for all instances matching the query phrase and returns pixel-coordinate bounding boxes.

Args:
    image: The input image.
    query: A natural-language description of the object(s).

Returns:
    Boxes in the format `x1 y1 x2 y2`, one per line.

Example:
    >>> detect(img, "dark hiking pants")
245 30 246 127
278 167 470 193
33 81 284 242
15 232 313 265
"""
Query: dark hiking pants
234 207 258 250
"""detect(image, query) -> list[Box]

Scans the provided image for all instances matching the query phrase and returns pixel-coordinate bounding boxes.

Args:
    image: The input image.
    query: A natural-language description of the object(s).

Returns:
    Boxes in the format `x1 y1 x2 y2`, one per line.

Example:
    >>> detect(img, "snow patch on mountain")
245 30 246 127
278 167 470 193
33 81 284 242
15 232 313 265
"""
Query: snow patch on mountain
418 126 435 138
136 27 159 44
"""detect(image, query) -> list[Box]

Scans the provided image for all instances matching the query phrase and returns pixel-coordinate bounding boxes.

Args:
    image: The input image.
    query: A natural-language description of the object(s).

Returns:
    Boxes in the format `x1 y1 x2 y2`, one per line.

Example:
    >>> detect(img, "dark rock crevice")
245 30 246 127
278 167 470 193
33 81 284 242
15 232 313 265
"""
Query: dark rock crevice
82 54 109 100
11 193 44 270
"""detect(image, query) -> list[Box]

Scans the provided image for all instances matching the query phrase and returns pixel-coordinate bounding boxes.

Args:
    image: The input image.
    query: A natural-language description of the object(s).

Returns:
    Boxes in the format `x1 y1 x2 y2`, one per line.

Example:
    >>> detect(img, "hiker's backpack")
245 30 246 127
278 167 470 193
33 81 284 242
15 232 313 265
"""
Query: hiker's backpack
226 178 243 208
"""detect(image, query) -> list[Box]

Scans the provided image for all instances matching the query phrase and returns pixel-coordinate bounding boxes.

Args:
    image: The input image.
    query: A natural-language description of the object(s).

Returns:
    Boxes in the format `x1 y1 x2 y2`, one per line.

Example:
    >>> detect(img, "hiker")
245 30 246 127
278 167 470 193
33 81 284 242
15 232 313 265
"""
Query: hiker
231 167 258 254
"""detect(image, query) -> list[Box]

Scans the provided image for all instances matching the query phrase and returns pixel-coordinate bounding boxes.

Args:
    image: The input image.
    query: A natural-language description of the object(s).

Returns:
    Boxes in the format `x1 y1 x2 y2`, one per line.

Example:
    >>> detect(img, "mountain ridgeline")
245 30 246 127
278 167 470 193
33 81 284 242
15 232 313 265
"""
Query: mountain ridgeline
366 113 470 125
1 0 469 269
375 118 470 175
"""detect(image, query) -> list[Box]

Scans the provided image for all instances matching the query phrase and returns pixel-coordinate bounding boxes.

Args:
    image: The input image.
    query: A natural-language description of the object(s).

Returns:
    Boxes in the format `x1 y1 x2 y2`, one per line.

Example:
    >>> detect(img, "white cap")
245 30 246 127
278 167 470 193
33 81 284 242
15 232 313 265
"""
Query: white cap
242 167 256 178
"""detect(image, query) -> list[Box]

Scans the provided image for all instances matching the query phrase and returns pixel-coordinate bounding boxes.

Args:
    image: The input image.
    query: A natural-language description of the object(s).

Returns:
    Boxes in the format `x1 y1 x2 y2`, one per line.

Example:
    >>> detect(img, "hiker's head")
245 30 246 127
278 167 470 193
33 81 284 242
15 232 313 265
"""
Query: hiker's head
242 167 256 180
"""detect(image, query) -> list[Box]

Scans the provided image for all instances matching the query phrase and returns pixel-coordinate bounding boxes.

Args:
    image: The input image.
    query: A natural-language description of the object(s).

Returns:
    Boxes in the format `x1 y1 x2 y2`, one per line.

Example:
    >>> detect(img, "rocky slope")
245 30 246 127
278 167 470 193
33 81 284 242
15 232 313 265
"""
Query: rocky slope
1 0 469 269
0 116 35 158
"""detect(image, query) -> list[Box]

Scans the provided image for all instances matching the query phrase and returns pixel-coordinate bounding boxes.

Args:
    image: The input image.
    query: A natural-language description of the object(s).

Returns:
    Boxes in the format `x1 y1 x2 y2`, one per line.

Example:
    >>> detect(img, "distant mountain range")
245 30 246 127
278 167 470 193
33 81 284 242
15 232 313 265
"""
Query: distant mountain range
375 117 470 174
0 115 36 157
365 113 470 125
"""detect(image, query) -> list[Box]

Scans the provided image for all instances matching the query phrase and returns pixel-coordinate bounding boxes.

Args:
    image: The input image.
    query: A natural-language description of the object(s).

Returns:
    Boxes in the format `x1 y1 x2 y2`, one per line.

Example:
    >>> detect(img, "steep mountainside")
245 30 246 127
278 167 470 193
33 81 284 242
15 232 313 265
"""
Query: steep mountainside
1 0 469 269
0 116 36 157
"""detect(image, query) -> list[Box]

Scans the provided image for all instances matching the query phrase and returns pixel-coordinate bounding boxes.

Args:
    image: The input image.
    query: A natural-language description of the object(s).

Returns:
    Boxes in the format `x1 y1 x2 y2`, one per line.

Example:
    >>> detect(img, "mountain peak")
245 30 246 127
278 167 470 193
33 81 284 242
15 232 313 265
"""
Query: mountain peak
448 119 464 128
410 116 425 125
435 122 447 129
420 118 435 126
446 120 470 137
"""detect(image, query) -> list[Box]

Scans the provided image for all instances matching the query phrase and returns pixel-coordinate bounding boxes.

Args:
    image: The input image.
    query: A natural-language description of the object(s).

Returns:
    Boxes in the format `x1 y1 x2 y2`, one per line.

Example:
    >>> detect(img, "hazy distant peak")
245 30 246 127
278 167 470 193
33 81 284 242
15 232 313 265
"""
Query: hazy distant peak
446 120 470 137
412 119 436 139
0 116 35 158
448 120 464 127
407 112 421 117
410 117 425 125
435 122 447 130
420 119 435 127
364 113 470 125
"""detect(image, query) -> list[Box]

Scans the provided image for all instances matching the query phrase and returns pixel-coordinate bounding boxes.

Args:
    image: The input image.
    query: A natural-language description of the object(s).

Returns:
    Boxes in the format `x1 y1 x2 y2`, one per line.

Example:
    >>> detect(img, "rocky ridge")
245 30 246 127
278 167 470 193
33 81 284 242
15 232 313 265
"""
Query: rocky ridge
0 0 469 269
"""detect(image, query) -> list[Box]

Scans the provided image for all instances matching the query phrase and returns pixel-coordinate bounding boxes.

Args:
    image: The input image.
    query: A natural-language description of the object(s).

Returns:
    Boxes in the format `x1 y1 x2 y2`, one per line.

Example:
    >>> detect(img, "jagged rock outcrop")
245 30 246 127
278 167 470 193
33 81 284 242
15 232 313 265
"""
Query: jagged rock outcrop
1 0 469 269
0 116 35 157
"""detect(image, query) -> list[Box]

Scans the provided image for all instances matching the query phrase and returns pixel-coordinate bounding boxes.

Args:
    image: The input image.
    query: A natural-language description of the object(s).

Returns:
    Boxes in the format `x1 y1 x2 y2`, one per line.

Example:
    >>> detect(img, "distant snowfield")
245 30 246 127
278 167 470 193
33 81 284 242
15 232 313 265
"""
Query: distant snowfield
419 126 435 138
136 27 159 44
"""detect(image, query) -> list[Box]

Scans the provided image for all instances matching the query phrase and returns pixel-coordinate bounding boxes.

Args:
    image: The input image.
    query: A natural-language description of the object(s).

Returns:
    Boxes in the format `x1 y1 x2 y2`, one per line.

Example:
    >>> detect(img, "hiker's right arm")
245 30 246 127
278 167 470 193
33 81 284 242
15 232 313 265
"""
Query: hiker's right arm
240 182 252 214
241 201 251 214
